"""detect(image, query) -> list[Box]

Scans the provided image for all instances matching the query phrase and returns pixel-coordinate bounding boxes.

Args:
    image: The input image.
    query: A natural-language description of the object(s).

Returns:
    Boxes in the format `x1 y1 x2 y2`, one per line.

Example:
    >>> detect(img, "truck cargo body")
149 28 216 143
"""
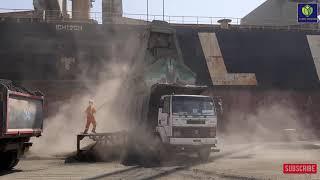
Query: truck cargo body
0 80 44 170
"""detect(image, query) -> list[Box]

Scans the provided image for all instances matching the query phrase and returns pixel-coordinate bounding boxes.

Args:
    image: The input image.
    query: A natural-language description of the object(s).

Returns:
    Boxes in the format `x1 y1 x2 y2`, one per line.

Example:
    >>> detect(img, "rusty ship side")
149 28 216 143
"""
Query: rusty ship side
1 14 320 136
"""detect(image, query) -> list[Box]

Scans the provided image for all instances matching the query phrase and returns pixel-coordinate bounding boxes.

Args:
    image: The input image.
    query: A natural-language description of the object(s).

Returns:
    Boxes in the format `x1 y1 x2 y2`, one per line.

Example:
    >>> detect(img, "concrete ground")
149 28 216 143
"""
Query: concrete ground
1 141 320 180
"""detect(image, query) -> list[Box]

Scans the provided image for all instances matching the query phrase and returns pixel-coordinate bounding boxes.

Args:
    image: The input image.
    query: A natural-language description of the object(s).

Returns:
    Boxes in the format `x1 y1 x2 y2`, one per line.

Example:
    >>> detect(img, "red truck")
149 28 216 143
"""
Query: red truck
0 80 44 170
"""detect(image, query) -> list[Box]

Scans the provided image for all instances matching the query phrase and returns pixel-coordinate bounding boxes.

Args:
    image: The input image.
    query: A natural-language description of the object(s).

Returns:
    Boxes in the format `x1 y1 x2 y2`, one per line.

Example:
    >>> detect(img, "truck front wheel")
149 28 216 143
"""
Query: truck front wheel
0 151 19 170
153 136 168 163
198 148 211 161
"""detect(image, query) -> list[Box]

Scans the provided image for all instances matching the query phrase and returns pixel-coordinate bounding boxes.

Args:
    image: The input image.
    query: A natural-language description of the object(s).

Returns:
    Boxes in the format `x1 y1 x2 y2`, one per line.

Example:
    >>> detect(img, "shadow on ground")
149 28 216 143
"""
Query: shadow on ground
267 142 320 150
83 144 256 180
0 169 22 176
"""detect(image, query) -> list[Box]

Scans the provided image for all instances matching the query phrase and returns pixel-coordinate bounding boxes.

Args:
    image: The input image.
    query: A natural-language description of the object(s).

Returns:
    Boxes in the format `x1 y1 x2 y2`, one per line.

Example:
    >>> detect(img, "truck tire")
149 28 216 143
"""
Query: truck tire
154 136 168 163
120 137 142 166
120 147 140 166
198 148 210 161
0 151 19 170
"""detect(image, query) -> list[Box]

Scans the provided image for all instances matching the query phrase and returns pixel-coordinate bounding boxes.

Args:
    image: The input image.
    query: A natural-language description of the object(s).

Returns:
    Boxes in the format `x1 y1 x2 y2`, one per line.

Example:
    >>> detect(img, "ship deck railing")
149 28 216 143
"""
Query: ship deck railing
0 8 319 31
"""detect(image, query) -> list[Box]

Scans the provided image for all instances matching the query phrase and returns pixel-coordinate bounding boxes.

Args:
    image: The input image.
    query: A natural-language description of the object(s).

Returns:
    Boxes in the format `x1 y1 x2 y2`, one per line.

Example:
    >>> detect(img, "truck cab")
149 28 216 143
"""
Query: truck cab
147 84 221 161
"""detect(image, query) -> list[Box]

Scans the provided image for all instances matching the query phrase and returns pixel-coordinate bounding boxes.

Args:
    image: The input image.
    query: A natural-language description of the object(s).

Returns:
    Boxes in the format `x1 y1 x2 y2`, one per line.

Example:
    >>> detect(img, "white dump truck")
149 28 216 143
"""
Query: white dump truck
145 83 221 161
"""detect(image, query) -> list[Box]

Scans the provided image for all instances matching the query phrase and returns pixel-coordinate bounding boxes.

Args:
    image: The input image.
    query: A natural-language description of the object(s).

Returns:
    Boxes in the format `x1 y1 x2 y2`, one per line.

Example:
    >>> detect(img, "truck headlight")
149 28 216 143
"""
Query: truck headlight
173 130 181 137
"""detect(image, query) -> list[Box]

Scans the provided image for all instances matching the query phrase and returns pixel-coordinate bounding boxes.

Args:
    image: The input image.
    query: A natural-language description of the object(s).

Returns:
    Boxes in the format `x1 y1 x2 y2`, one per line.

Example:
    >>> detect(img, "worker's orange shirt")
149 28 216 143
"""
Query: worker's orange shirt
86 106 96 119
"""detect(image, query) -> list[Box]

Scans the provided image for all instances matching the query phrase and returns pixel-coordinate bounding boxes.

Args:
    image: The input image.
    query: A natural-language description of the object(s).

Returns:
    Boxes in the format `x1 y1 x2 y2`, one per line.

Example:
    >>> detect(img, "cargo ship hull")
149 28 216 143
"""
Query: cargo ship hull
1 22 320 136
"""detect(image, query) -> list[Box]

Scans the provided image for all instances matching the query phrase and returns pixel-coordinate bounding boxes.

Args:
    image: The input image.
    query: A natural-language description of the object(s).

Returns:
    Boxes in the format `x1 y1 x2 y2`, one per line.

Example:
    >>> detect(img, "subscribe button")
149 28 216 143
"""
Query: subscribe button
283 164 317 174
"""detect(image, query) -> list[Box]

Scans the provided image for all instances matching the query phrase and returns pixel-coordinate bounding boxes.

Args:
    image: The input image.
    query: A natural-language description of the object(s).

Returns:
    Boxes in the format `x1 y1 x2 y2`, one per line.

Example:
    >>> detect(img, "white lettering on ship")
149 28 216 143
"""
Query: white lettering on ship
56 24 83 31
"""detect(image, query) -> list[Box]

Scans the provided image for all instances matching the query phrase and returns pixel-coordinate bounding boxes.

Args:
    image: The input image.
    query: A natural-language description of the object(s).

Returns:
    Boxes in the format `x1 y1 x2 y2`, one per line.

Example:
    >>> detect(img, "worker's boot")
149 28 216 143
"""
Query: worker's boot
83 129 88 134
92 128 96 133
92 122 97 133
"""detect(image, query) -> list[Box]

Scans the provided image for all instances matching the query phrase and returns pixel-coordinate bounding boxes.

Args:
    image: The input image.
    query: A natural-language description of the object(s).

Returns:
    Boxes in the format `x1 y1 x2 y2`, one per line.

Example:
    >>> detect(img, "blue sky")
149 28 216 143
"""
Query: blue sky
1 0 266 18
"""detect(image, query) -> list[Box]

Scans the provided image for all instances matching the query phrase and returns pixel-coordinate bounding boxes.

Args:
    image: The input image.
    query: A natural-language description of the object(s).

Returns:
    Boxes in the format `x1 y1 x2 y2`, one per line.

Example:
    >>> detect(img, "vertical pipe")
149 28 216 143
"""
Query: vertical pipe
163 0 164 21
72 0 90 20
43 10 46 21
62 0 67 17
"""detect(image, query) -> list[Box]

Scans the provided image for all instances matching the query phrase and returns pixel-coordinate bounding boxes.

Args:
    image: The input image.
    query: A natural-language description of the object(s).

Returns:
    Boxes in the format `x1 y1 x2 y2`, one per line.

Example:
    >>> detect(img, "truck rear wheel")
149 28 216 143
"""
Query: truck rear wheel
0 151 19 170
198 148 210 161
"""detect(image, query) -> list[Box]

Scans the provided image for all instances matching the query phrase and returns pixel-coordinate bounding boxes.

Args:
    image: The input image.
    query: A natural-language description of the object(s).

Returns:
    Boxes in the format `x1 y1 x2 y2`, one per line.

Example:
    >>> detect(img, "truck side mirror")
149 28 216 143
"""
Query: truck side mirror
213 97 223 114
159 99 164 108
217 98 223 114
163 107 169 114
160 97 170 114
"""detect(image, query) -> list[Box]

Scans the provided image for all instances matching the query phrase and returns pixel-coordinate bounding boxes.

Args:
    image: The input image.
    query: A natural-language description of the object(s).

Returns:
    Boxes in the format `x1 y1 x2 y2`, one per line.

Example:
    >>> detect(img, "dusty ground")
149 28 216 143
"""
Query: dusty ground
1 141 320 180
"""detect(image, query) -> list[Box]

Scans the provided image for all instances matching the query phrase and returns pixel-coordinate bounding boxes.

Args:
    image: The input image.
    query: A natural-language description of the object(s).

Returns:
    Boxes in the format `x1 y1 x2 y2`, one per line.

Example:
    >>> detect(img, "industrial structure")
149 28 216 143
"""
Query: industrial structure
0 0 320 137
241 0 320 27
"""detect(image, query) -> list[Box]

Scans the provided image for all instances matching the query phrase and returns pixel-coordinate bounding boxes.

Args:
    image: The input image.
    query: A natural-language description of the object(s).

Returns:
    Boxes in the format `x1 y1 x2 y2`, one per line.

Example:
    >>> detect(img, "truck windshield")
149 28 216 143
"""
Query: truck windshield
172 96 215 116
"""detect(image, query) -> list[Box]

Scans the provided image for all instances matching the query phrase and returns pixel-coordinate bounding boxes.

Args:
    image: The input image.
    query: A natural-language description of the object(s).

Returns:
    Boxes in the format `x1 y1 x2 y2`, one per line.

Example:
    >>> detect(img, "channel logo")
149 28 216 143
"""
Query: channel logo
297 3 318 23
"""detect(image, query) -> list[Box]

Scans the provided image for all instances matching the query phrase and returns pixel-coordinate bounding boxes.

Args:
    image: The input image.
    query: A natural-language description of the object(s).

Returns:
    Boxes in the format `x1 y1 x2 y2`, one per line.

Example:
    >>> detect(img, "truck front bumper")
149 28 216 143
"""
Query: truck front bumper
167 138 219 153
169 138 217 146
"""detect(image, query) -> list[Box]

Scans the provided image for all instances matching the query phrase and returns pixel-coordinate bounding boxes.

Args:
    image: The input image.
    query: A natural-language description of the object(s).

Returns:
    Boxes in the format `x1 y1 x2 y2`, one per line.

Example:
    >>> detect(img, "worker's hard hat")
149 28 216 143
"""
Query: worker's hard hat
89 99 94 103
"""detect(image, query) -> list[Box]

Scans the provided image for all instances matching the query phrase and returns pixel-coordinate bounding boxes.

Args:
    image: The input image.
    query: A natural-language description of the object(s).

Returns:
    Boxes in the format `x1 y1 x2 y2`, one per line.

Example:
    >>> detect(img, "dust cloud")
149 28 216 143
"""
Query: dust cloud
31 27 149 156
31 63 128 155
221 100 316 144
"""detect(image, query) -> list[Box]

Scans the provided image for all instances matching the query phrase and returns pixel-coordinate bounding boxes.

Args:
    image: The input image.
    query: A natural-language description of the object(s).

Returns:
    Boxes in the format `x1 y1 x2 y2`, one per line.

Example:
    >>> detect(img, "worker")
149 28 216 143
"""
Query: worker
83 99 97 134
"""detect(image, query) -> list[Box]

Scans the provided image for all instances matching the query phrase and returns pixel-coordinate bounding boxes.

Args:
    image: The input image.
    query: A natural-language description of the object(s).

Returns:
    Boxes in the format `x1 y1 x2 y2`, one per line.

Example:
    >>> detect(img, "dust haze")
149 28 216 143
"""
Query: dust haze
221 96 316 144
31 27 148 156
29 26 317 158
